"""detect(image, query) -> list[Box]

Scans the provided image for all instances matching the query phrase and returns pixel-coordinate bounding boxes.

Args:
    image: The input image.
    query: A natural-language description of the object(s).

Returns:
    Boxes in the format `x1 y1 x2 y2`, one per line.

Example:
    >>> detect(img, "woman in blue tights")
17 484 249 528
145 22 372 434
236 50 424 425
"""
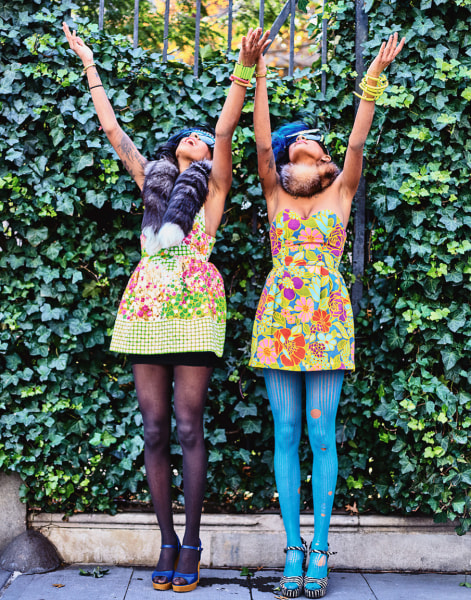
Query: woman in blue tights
249 34 404 598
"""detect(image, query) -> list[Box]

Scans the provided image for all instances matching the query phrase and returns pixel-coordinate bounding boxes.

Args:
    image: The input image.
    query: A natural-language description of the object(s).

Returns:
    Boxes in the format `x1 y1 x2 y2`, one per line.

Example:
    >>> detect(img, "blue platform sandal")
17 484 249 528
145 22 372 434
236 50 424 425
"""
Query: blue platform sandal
152 537 181 591
171 540 203 593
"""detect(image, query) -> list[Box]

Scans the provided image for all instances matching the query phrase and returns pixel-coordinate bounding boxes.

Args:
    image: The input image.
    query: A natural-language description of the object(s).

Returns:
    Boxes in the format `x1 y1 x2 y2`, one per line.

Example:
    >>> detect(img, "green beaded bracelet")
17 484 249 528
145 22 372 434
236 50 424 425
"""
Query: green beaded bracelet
233 62 256 81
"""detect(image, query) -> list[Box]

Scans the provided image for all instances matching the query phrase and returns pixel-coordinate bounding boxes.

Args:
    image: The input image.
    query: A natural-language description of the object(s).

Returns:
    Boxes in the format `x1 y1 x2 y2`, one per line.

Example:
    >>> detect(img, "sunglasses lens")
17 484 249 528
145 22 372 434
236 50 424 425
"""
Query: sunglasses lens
304 134 323 142
199 135 215 147
190 130 215 147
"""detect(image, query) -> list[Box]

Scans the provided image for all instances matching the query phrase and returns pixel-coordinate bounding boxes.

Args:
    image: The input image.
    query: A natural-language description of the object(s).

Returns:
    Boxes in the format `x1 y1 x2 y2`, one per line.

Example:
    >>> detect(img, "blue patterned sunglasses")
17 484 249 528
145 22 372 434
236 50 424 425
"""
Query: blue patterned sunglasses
285 128 325 146
178 129 216 148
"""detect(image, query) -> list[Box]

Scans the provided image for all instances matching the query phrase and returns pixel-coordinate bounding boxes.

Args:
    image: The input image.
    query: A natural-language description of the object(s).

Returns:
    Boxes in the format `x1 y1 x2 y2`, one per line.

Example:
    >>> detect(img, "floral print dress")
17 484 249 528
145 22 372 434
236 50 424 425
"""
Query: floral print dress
110 208 226 356
249 209 354 372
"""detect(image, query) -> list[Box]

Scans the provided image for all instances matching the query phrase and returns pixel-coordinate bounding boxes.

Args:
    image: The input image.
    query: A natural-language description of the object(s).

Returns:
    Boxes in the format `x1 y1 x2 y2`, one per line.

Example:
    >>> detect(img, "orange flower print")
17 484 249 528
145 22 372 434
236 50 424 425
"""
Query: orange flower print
311 309 331 333
270 226 283 256
274 328 306 367
256 338 277 365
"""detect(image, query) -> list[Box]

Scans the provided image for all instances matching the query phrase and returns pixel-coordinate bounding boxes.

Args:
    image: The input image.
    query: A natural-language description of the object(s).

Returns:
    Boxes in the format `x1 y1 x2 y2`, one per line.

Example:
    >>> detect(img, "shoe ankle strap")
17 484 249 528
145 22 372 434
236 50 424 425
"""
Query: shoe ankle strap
285 545 304 553
285 537 307 554
181 543 203 551
310 548 337 556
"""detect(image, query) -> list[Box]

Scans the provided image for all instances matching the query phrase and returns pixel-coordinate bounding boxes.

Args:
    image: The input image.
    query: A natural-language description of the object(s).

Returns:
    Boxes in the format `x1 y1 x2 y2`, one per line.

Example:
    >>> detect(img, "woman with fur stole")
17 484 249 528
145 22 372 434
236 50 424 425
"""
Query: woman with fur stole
63 23 270 593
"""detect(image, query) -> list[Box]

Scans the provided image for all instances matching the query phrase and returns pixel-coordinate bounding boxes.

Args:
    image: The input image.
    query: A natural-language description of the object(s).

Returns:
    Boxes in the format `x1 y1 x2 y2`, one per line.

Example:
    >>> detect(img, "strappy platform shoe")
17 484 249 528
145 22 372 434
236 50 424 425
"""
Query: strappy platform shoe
151 537 181 591
278 538 307 599
171 540 203 593
304 546 337 599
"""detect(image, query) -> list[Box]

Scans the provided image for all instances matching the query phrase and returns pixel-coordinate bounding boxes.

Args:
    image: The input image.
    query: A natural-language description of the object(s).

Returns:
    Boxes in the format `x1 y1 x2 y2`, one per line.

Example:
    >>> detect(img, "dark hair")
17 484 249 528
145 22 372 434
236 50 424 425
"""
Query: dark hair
152 124 216 165
272 120 328 172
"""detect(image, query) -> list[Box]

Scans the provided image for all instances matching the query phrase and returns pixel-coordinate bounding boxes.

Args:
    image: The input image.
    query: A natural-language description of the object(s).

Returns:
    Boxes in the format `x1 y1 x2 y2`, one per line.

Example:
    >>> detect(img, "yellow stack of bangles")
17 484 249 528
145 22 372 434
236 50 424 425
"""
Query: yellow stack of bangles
353 73 388 101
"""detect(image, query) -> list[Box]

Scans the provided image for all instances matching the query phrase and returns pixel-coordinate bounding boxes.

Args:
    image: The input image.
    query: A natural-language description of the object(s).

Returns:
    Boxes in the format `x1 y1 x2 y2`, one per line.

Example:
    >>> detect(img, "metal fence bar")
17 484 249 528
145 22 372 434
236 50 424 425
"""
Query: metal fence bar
163 0 170 61
227 0 233 52
351 0 368 317
321 1 327 94
264 0 298 53
288 0 296 76
133 0 139 49
98 0 105 31
259 0 265 30
193 0 202 77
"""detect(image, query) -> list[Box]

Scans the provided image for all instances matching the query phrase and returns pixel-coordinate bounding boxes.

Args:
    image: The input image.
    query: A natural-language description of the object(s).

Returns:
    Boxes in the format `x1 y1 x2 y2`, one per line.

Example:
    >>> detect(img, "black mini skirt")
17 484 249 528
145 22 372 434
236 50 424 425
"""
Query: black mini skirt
128 351 222 368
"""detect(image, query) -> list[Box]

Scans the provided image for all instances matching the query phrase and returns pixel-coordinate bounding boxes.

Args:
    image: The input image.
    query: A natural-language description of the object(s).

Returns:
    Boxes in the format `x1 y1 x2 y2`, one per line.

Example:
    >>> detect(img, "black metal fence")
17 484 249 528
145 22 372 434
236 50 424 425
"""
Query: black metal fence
97 0 327 78
96 0 367 314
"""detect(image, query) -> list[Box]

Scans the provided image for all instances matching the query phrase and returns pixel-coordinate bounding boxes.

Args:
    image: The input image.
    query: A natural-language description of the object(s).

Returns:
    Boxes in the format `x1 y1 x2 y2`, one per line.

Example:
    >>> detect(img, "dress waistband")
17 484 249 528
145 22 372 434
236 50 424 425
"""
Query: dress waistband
272 259 340 273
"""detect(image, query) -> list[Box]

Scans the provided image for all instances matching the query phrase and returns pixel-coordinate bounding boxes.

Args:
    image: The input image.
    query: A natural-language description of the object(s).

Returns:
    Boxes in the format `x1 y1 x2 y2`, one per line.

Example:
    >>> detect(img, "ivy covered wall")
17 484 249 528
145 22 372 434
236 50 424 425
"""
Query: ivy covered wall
0 0 470 532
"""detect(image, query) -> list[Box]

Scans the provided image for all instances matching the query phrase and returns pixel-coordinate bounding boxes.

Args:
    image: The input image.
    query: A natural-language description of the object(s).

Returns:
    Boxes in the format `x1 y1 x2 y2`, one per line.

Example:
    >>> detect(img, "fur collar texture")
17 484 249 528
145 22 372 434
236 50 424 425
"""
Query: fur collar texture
279 161 340 197
141 157 212 253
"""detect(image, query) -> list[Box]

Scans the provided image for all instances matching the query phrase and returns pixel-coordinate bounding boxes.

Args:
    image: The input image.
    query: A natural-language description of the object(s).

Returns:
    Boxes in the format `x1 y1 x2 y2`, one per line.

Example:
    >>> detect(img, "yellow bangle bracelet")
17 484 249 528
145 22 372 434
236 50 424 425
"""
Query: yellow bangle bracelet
354 73 388 101
82 63 96 74
353 91 376 101
232 79 251 88
233 62 256 81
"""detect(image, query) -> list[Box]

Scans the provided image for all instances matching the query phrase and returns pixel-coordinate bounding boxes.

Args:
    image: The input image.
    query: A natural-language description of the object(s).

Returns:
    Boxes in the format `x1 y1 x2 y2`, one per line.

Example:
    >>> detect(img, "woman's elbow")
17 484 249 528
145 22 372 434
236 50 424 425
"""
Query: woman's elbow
347 137 366 152
215 123 235 139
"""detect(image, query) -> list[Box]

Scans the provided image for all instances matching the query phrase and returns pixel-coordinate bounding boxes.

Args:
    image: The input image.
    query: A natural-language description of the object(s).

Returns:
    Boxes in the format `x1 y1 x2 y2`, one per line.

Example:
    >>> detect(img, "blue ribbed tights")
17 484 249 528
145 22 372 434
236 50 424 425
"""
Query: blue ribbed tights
264 369 344 592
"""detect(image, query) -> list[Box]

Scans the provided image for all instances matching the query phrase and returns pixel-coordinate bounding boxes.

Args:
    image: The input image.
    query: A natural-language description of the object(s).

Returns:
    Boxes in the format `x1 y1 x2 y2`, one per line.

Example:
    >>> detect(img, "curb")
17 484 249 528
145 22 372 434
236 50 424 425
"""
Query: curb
30 512 471 572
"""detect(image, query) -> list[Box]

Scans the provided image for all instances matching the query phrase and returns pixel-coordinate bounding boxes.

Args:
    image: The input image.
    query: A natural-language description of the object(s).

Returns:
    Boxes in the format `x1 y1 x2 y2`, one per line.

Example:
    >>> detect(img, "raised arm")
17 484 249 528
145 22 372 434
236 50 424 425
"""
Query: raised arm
253 52 278 207
340 33 405 210
206 28 271 235
62 22 147 189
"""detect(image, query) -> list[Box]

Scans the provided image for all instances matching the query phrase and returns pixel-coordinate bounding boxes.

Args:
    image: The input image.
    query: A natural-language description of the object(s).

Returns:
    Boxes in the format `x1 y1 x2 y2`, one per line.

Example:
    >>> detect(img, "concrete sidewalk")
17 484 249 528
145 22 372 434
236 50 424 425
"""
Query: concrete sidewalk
1 566 470 600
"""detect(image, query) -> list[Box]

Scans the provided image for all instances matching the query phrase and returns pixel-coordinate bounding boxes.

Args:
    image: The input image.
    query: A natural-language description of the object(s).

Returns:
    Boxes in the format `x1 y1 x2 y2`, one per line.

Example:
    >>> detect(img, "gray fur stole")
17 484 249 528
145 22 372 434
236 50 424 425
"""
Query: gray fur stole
141 158 212 254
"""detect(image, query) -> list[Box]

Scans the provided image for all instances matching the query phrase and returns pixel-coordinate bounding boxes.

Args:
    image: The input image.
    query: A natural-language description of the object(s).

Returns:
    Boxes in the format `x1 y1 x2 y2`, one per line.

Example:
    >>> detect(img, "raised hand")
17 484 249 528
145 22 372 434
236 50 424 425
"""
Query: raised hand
62 22 94 66
368 32 405 77
238 27 271 67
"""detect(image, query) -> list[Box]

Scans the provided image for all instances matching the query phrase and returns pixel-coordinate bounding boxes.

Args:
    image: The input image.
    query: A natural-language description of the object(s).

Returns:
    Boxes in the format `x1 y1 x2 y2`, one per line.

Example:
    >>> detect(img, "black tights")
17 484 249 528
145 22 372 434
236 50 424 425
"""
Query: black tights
133 363 212 578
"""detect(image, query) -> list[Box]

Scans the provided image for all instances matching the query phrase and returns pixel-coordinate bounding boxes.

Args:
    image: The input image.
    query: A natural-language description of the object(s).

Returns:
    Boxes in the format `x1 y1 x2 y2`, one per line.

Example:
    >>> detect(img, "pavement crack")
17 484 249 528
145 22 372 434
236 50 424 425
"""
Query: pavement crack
122 567 134 599
361 573 379 600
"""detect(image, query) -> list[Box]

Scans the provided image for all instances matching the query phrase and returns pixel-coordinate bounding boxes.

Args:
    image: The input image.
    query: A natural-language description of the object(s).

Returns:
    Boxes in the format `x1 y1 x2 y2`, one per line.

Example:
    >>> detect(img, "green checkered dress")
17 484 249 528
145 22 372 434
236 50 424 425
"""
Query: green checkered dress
110 208 226 356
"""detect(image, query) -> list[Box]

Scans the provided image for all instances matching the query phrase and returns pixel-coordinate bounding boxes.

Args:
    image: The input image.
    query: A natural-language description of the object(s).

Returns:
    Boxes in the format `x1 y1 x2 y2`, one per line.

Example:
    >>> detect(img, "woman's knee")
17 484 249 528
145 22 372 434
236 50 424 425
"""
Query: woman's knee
143 421 170 451
176 419 204 450
274 418 301 450
307 426 336 453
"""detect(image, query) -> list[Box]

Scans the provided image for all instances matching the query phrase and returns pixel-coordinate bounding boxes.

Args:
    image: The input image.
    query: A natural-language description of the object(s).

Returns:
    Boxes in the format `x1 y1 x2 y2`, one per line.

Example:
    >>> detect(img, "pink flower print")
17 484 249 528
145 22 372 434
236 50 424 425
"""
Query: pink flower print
256 338 277 365
278 271 303 301
299 227 323 250
282 211 300 231
327 224 346 257
137 304 152 319
329 290 347 322
294 296 314 323
280 308 291 319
